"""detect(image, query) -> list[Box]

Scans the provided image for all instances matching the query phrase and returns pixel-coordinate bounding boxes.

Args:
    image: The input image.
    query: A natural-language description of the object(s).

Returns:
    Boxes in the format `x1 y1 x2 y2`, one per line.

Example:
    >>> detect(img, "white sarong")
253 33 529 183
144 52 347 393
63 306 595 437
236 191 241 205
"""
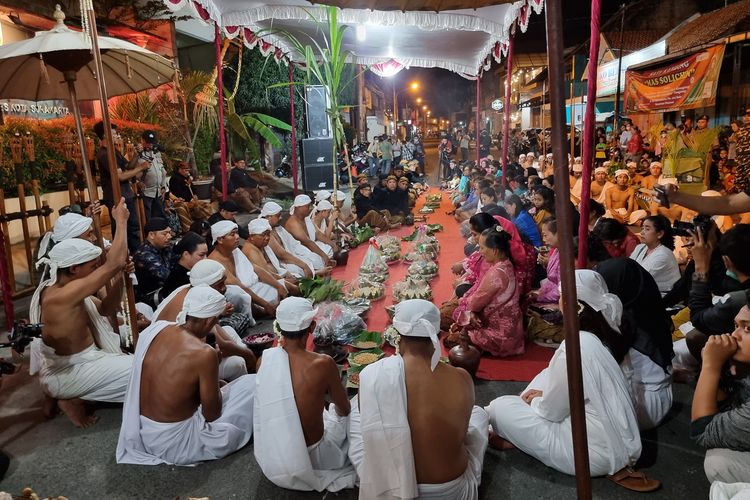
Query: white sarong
275 226 325 271
232 248 278 304
116 320 255 466
487 331 641 477
305 217 334 258
350 355 488 500
29 294 131 402
264 246 306 279
626 349 673 431
253 346 357 492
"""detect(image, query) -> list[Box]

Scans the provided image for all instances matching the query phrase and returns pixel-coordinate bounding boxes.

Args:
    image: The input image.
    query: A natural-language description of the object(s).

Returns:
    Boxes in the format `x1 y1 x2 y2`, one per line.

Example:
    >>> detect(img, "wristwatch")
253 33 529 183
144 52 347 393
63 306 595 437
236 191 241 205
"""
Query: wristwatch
692 271 708 282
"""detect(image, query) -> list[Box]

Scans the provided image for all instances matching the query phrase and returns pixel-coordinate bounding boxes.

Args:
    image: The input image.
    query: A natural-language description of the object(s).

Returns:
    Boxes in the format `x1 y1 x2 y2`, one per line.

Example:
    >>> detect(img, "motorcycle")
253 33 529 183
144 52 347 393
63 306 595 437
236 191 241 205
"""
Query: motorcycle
275 154 292 178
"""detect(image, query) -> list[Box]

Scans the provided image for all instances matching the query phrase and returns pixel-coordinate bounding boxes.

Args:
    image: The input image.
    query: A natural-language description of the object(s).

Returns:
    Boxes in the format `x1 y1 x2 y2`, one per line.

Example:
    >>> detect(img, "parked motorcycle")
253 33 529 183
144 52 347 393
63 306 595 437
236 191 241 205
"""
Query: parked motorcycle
275 154 292 178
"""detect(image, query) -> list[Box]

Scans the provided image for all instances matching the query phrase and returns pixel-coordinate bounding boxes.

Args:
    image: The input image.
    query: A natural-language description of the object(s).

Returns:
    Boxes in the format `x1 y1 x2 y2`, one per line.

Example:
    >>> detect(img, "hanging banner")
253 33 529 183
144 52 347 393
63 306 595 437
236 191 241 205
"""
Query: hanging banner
623 44 725 114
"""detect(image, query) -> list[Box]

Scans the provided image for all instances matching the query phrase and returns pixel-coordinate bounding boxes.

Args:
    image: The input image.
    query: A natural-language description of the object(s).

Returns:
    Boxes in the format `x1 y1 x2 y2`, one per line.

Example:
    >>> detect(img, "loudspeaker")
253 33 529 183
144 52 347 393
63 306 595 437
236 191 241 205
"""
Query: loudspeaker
301 137 334 165
303 164 335 191
305 85 331 138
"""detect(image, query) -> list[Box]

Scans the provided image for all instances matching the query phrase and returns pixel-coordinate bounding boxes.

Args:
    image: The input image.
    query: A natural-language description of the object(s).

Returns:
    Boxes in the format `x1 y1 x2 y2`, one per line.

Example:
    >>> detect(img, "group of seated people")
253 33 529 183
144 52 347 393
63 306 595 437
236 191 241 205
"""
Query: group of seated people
351 161 424 231
24 142 750 496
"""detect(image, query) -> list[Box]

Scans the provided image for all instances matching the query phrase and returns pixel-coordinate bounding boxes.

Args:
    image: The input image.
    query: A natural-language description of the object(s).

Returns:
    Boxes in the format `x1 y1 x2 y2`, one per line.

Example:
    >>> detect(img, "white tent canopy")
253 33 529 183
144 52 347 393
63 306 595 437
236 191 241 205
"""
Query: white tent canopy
164 0 544 76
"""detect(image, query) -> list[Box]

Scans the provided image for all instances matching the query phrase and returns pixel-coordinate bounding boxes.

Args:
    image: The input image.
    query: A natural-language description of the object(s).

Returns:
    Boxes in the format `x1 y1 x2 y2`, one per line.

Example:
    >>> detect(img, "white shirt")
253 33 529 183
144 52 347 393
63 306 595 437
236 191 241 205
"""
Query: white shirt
629 243 681 294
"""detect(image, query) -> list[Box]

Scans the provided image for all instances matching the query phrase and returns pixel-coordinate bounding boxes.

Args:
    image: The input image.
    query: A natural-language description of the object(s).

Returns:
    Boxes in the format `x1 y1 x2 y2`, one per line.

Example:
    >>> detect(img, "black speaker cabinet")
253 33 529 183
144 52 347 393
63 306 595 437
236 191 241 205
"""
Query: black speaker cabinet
301 137 334 165
303 164 335 191
305 85 331 138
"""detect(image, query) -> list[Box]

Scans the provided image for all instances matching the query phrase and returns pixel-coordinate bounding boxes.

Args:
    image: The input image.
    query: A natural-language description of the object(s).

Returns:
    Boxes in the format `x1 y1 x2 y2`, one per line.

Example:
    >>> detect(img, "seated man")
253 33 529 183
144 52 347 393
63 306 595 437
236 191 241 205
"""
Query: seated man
373 176 410 224
230 158 264 208
691 306 750 485
261 202 327 276
285 195 335 264
254 297 357 492
154 259 256 381
348 300 489 499
116 286 255 465
168 162 212 233
209 220 279 316
243 218 300 295
30 201 133 428
353 184 389 232
133 217 174 304
604 169 636 224
591 166 615 204
208 200 250 240
160 231 208 300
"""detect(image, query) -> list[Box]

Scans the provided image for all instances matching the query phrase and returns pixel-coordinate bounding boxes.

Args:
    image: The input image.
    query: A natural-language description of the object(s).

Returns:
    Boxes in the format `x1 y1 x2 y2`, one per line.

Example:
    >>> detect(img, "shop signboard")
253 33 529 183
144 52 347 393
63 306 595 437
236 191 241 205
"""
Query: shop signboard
0 99 69 119
596 41 666 97
623 44 725 113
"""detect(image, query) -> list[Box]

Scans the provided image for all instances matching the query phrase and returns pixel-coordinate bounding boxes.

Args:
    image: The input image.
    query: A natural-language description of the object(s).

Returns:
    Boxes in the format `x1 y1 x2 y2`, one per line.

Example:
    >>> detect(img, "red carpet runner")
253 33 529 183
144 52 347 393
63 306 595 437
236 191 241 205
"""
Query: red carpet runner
332 188 553 382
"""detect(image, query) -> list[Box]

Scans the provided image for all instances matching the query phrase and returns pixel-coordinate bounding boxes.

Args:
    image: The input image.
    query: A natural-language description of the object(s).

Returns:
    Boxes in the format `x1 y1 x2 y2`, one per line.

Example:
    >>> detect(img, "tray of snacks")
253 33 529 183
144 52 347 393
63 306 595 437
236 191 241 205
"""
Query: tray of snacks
242 333 275 355
346 366 363 389
348 348 385 368
347 279 386 301
383 325 400 347
408 260 438 280
350 330 383 349
392 277 433 303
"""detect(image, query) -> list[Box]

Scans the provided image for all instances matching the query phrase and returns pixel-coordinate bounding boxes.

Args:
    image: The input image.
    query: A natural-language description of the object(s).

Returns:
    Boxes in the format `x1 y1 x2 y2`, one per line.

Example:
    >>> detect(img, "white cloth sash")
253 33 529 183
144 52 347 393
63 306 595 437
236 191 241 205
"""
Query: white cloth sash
253 346 357 492
275 226 325 271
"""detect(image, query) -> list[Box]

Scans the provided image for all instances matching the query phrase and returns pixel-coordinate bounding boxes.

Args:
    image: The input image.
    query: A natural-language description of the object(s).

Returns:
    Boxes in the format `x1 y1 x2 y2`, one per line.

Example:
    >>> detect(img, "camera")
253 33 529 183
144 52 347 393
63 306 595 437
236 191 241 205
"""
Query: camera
673 214 713 238
6 321 43 354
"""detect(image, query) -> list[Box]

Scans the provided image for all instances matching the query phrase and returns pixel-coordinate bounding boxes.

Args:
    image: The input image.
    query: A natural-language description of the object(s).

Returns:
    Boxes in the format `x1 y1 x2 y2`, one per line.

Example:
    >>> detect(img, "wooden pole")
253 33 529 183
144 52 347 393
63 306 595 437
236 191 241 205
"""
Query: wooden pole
215 24 228 201
476 74 481 164
545 0 592 497
577 0 602 268
14 167 34 283
289 62 299 195
65 74 105 249
31 180 46 235
501 34 515 184
85 7 140 346
0 212 13 330
0 190 16 297
612 3 626 132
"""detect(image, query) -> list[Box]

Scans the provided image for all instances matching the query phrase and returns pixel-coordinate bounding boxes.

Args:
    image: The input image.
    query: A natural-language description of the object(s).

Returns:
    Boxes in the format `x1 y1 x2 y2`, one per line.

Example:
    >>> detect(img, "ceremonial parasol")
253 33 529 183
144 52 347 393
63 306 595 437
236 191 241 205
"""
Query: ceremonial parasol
0 4 174 215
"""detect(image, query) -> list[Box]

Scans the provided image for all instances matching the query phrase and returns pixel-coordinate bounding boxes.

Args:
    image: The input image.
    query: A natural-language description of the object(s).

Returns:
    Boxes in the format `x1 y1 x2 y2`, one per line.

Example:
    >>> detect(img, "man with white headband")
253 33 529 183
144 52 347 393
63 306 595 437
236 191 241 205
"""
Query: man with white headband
260 201 323 277
36 211 97 281
153 259 256 381
29 201 132 428
486 270 657 492
348 299 489 499
254 297 356 492
591 166 614 204
604 169 636 224
285 195 335 266
242 218 300 295
117 285 255 466
308 199 337 256
209 220 279 316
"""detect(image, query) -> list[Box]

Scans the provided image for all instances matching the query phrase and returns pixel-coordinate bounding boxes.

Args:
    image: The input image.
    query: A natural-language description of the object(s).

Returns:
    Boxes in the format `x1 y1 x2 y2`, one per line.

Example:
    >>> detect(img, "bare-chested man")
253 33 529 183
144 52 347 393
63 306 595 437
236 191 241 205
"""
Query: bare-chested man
116 286 255 465
285 194 336 267
253 297 357 492
154 259 256 380
591 166 615 204
605 169 636 224
29 200 132 428
349 299 489 499
209 220 279 316
261 201 328 277
243 218 300 295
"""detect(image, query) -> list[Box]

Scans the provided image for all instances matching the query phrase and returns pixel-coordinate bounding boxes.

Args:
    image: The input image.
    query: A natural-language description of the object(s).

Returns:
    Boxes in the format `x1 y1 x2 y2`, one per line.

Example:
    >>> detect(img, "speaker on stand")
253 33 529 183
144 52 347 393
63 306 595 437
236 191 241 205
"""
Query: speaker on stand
304 85 331 138
301 138 335 191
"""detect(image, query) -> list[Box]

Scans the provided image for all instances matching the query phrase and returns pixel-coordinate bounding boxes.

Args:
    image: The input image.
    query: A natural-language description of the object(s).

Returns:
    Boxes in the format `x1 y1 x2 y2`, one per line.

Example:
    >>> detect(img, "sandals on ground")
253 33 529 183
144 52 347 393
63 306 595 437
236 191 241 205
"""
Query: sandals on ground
607 467 661 493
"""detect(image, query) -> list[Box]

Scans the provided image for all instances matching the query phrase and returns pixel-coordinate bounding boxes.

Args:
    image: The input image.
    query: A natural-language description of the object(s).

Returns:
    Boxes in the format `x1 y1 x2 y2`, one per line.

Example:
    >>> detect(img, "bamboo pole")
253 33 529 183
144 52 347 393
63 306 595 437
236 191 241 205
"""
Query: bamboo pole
501 34 515 185
84 6 140 346
0 211 13 330
0 190 16 295
289 62 299 195
577 0 602 268
545 0 592 497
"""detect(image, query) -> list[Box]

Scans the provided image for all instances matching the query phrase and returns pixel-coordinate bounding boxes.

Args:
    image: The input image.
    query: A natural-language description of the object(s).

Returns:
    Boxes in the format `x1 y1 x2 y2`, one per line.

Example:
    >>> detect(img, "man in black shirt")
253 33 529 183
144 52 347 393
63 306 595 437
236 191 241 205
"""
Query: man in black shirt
160 231 208 301
208 200 250 240
229 159 264 211
133 217 174 304
373 176 409 224
94 121 148 253
168 162 212 232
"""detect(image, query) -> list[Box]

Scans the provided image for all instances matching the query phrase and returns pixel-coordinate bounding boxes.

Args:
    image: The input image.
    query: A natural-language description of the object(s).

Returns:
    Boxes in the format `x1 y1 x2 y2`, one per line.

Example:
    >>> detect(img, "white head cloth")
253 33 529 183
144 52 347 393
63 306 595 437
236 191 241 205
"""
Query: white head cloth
260 201 283 217
595 166 608 175
211 220 237 244
572 164 583 172
650 161 662 169
392 299 441 371
314 190 331 203
188 259 225 286
290 194 312 215
615 169 630 179
248 217 272 235
316 200 333 211
574 269 623 333
335 190 346 201
626 161 637 169
52 213 93 243
276 296 318 332
518 154 526 159
546 153 553 158
176 285 227 325
36 238 102 286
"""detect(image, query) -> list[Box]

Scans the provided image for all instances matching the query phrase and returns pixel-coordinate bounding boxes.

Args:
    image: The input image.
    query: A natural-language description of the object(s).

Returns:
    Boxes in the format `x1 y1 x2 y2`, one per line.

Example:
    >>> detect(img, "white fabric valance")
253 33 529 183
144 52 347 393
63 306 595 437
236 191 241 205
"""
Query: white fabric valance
164 0 544 77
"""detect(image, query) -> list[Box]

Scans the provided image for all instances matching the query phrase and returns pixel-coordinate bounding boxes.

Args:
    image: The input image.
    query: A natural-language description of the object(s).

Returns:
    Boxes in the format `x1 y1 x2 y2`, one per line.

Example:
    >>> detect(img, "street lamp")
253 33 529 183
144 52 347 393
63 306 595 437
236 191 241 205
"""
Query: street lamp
392 81 420 123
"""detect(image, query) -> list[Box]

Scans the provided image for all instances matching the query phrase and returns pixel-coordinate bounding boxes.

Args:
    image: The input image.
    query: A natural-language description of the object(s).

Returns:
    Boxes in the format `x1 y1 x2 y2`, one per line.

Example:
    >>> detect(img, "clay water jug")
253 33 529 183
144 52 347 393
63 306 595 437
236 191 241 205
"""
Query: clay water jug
449 328 481 377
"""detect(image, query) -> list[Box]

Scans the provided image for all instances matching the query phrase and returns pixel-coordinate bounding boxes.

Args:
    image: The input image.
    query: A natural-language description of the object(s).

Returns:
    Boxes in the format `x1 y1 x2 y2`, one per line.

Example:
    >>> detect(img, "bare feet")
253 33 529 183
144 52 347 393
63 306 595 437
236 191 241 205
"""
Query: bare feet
43 394 59 419
58 398 98 428
488 431 516 450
